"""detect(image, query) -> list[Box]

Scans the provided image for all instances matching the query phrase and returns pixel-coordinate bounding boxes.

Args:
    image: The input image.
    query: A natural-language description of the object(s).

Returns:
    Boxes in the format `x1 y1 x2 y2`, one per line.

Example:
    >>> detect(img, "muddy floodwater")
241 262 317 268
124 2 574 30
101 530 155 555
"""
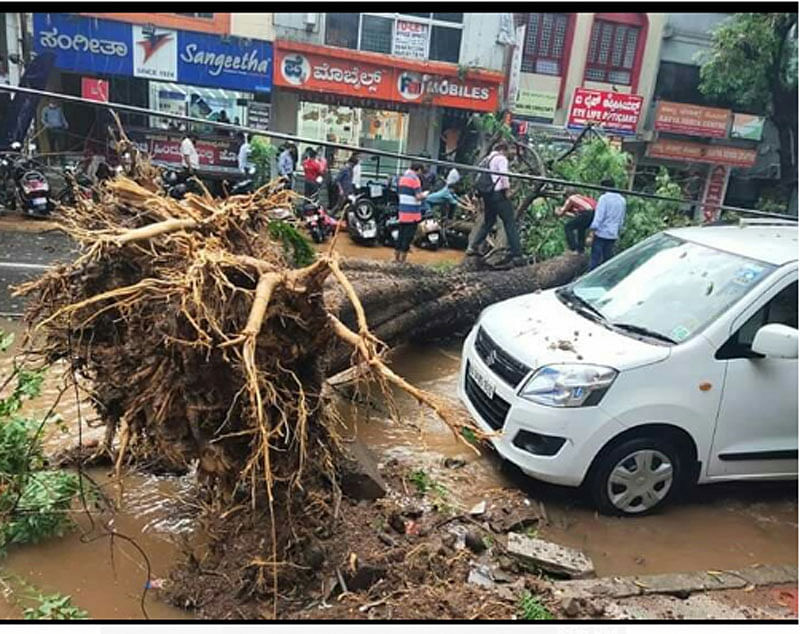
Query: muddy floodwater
0 317 796 619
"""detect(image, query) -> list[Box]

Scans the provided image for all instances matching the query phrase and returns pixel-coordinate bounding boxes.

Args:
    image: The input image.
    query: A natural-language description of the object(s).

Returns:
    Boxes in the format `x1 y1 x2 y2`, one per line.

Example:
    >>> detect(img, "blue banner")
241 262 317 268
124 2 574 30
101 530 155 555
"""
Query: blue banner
33 13 133 77
33 13 272 93
177 31 272 93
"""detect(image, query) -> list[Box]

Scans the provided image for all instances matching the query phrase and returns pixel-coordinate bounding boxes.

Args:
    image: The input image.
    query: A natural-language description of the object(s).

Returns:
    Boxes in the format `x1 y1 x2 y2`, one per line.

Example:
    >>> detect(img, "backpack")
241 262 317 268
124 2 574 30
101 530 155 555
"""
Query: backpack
474 153 498 195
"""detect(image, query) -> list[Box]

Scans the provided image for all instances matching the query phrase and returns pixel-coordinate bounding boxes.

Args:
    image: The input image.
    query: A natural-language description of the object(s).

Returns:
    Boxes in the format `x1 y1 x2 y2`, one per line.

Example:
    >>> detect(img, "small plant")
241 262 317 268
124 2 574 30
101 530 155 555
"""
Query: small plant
23 592 88 620
249 136 278 187
0 328 85 556
460 427 478 446
517 591 553 620
429 260 458 274
409 468 433 494
267 220 316 268
482 534 494 549
524 525 539 539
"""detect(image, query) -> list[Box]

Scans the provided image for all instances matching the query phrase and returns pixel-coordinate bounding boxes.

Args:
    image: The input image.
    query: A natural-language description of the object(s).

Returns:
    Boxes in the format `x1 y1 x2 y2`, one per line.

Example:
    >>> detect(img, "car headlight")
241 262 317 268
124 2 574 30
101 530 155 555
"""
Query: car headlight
518 364 617 408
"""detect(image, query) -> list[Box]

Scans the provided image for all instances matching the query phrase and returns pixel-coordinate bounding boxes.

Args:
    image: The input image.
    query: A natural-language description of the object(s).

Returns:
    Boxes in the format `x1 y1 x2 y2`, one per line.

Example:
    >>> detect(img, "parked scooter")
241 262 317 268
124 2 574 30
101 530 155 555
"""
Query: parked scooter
0 142 54 218
163 167 204 200
226 165 257 197
344 193 379 245
414 208 444 251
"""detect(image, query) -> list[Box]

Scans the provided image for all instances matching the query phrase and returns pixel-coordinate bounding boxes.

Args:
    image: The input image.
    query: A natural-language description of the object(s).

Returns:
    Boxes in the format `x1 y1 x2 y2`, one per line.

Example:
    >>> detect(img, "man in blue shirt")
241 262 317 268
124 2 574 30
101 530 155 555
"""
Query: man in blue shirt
589 178 627 270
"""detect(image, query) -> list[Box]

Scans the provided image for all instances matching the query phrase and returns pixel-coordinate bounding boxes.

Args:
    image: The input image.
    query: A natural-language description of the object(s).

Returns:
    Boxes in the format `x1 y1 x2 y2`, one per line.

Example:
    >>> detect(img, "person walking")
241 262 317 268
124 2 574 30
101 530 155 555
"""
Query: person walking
466 141 524 265
41 99 69 154
236 132 252 174
180 133 200 174
333 153 359 212
589 178 627 270
277 143 296 189
556 189 597 254
394 162 429 263
302 148 327 198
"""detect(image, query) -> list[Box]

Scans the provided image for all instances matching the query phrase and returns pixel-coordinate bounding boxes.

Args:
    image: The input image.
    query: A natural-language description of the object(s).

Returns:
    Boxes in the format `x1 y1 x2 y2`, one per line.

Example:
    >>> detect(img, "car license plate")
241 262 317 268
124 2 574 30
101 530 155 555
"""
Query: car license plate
469 363 495 399
32 197 47 205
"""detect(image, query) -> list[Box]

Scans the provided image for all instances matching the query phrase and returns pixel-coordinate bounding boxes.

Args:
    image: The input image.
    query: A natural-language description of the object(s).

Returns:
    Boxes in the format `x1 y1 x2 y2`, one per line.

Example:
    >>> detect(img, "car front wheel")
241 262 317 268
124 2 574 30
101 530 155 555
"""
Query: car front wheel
587 437 684 516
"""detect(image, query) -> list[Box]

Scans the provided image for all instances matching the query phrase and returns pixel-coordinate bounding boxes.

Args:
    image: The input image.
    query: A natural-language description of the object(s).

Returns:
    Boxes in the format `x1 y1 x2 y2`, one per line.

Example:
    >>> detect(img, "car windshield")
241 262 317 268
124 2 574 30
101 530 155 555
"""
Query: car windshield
569 233 776 343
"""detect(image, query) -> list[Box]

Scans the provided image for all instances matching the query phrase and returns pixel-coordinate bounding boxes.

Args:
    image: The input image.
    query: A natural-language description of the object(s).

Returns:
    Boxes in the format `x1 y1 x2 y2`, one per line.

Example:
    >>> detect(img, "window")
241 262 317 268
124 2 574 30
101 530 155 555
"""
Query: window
585 19 640 85
174 13 213 19
717 282 798 360
521 13 569 76
360 15 393 54
324 13 463 63
326 13 359 49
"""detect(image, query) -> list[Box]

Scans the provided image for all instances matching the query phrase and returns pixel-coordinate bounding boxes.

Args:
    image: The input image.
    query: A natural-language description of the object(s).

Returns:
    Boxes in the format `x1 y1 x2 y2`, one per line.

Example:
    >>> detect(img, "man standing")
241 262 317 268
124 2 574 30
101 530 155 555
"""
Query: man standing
41 99 69 154
394 161 429 263
589 178 626 270
277 143 296 189
180 133 200 174
466 141 524 265
556 189 597 254
236 132 252 173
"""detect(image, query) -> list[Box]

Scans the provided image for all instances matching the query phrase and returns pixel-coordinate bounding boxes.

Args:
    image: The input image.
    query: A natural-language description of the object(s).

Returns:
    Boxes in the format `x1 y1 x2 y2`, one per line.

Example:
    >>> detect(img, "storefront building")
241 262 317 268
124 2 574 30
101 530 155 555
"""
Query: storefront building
271 12 507 176
31 12 273 171
506 12 665 142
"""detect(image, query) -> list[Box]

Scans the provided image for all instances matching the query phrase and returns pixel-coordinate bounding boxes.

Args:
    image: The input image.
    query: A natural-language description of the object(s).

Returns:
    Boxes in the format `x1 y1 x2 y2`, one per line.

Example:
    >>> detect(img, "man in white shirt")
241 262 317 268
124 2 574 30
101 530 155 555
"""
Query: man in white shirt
180 134 199 173
466 142 524 265
589 178 627 270
236 132 252 173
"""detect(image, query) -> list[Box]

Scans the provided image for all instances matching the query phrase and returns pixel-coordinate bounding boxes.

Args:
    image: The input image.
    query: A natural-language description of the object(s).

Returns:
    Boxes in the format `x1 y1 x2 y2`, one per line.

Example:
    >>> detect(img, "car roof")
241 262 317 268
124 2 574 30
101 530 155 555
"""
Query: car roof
665 223 798 266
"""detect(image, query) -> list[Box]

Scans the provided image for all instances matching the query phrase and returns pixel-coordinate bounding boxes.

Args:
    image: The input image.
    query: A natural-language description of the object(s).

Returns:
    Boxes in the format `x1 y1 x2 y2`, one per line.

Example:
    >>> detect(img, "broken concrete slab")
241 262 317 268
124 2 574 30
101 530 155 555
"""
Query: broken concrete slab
469 500 487 516
553 564 798 602
507 533 595 579
340 439 388 501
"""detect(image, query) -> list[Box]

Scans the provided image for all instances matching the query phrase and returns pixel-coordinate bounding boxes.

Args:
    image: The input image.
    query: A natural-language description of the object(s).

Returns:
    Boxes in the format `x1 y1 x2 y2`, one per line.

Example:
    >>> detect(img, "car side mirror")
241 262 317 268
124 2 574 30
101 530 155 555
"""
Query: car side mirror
751 324 798 359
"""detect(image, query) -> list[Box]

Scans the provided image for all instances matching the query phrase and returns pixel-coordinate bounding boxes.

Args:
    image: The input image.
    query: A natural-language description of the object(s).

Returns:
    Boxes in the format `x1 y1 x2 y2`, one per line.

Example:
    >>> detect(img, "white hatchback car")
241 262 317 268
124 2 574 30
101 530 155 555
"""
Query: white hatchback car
459 220 798 516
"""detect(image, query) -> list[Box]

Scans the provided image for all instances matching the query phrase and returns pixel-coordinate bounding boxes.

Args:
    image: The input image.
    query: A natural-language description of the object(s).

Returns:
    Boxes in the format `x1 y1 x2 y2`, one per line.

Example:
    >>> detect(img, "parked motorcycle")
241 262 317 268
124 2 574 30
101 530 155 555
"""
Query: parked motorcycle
300 200 338 243
414 208 444 251
226 165 257 197
163 167 204 200
344 193 379 245
0 142 54 218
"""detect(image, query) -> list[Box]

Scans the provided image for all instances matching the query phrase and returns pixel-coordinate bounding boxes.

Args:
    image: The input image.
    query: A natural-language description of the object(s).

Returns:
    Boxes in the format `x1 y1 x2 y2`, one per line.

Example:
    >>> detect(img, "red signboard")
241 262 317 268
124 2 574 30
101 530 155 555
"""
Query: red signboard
654 101 730 138
702 165 730 222
646 139 757 168
128 130 239 170
274 43 500 112
81 77 109 103
566 87 644 136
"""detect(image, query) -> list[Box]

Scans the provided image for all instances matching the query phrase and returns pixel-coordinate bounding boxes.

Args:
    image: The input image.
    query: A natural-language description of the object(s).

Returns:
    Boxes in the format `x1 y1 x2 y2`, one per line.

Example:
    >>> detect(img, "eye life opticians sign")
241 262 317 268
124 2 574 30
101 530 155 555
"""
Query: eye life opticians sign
33 13 273 92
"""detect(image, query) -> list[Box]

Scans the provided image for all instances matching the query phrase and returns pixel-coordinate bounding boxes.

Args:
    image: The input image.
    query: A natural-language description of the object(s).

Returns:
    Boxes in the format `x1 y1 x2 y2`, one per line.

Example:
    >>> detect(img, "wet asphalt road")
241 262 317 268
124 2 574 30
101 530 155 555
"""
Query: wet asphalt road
0 227 77 315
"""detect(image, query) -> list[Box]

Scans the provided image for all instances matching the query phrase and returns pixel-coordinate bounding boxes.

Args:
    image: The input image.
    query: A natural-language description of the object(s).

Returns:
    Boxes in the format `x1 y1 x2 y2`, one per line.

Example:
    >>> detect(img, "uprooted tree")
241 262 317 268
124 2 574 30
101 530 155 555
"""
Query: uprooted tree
13 134 586 617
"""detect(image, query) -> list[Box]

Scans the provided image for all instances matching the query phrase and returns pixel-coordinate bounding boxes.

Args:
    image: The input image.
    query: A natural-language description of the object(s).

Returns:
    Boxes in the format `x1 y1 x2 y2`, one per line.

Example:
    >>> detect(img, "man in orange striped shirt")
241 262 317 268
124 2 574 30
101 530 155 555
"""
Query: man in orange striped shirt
394 162 429 263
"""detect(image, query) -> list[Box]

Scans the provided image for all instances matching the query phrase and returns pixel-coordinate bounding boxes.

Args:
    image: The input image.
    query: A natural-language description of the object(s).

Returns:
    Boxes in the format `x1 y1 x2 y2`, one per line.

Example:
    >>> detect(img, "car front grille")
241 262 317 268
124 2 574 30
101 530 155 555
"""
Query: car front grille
464 361 511 431
474 327 531 387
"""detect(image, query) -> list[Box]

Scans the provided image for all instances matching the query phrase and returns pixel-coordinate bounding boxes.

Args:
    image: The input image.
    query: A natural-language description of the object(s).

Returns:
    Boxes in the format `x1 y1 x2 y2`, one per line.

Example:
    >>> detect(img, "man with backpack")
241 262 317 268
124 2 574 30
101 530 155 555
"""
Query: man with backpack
466 142 524 266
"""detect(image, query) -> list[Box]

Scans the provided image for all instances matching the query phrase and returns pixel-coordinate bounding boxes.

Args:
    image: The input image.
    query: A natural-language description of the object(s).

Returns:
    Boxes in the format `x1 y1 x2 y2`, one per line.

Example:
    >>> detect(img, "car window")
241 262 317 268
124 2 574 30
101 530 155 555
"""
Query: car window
716 281 798 360
572 233 776 343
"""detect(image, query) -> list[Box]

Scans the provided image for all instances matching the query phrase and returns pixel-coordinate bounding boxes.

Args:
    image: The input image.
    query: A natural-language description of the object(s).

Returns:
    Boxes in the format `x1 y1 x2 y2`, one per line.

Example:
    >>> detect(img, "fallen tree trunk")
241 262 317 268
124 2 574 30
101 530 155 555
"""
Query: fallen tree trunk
326 253 586 374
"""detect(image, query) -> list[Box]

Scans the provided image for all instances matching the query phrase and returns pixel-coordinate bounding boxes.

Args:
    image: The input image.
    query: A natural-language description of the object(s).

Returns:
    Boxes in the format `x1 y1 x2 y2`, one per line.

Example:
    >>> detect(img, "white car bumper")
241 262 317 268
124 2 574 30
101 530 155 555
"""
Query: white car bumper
458 326 625 487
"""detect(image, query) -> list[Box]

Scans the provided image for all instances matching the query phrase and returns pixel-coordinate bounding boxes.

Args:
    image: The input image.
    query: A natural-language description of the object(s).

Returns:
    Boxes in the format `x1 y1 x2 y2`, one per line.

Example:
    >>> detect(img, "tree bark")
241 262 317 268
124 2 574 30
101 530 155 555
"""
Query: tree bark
325 252 587 375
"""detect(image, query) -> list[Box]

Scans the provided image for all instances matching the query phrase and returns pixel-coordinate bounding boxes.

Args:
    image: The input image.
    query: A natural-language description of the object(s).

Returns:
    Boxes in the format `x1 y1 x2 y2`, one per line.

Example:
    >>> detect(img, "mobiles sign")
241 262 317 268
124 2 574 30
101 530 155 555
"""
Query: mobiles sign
33 13 272 93
567 87 644 136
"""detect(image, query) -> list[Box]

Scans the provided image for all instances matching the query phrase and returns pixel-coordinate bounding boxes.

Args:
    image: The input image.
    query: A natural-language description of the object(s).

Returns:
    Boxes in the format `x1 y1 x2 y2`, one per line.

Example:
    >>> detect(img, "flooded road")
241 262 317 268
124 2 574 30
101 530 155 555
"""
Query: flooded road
344 342 798 578
0 314 796 618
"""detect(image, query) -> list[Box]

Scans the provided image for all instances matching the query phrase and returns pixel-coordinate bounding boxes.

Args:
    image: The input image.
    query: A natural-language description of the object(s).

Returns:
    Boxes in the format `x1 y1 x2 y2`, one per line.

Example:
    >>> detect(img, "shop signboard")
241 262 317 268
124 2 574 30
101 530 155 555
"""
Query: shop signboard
654 100 730 138
393 20 429 60
730 113 766 141
247 101 271 131
514 90 557 120
702 165 730 222
34 12 133 77
129 129 239 170
81 77 109 102
646 139 757 168
33 13 272 93
506 24 526 111
177 30 272 93
274 46 499 112
133 25 178 81
567 88 643 136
